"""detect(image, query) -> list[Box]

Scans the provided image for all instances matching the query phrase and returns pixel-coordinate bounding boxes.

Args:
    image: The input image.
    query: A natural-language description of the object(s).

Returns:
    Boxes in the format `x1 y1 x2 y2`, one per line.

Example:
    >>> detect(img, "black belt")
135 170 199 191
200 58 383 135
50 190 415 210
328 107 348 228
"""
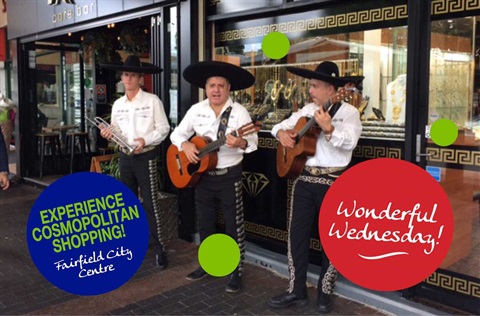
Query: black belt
304 166 345 176
119 145 156 155
206 163 241 176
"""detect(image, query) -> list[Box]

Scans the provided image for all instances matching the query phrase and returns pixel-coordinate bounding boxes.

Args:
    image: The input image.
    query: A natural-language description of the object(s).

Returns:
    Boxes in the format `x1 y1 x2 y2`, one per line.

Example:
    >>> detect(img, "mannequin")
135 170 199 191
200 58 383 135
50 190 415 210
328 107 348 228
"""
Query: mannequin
386 74 406 124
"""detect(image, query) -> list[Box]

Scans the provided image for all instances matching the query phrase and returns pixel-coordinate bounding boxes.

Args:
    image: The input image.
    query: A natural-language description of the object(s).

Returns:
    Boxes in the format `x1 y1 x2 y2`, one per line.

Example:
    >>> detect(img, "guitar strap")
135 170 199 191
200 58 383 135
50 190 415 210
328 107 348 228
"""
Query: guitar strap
327 101 342 119
217 106 232 140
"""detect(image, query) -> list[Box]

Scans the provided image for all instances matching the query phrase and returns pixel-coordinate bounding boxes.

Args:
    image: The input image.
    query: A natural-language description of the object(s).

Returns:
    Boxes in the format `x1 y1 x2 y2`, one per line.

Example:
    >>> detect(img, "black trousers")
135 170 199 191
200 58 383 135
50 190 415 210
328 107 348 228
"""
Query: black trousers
195 164 246 276
287 171 339 298
119 149 165 252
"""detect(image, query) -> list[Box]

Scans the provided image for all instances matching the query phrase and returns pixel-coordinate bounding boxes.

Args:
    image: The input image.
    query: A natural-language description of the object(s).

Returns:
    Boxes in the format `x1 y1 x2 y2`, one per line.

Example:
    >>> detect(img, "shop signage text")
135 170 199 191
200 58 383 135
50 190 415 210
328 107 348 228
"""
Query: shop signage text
48 0 76 5
48 0 95 25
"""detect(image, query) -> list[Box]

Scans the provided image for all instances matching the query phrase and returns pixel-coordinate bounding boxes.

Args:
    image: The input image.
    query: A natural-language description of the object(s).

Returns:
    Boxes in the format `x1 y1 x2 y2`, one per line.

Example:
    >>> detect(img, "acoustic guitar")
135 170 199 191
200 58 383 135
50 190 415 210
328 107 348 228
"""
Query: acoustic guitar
276 83 360 179
167 122 261 189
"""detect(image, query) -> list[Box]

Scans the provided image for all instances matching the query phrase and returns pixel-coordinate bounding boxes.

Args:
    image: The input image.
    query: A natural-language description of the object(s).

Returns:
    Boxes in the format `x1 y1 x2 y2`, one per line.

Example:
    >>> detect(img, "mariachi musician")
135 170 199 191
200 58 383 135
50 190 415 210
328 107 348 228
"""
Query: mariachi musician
99 55 170 269
269 61 363 313
170 61 258 293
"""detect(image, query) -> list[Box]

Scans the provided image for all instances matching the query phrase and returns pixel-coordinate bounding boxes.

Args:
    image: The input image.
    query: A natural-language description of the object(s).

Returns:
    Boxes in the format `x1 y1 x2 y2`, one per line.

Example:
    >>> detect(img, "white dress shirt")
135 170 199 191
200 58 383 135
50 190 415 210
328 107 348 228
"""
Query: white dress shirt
170 98 258 169
271 101 362 168
111 89 170 147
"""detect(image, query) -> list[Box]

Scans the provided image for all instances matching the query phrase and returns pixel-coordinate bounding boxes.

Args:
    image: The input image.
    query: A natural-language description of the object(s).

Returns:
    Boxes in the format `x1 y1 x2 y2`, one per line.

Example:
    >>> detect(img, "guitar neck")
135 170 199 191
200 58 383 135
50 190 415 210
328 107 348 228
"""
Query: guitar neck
297 99 334 139
197 130 238 159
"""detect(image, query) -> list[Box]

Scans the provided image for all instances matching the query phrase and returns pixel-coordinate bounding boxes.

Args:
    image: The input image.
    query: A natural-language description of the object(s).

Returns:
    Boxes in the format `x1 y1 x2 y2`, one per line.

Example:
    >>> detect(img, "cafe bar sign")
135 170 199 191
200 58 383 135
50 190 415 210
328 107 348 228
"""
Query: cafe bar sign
48 0 95 24
7 0 161 39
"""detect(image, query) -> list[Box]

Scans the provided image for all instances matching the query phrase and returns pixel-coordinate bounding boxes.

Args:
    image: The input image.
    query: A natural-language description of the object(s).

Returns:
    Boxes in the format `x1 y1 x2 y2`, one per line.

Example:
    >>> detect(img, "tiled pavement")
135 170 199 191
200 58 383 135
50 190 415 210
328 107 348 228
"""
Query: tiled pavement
0 183 391 315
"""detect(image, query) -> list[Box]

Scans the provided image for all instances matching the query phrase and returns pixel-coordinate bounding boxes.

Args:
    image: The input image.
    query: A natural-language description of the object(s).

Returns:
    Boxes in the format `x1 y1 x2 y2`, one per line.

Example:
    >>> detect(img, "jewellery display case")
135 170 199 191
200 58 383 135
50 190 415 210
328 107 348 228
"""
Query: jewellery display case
217 30 408 138
229 59 362 130
215 13 477 141
429 48 473 125
360 121 405 140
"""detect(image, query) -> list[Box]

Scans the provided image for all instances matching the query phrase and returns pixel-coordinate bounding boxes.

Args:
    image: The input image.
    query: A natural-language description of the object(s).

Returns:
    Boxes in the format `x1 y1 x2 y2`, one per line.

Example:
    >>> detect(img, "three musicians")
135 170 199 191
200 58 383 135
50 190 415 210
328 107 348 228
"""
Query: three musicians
100 57 362 314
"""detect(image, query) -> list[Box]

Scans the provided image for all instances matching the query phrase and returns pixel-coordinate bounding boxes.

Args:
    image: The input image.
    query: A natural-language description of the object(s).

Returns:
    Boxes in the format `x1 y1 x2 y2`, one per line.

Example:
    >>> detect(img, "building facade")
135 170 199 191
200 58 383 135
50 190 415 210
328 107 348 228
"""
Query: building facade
6 0 480 314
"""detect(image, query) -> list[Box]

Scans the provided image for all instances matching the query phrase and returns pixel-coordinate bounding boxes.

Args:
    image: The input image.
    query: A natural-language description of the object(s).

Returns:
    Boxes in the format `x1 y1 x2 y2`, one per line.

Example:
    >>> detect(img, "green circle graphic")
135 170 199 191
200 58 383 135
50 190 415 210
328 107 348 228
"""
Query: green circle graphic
198 233 240 277
262 32 290 60
430 119 458 147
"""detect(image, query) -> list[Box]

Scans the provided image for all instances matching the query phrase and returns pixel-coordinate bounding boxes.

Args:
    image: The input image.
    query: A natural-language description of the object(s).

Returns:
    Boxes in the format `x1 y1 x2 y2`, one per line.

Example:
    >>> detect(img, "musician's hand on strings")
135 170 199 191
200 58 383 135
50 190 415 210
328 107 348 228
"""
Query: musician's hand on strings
315 106 334 133
277 129 298 148
225 134 246 149
181 141 200 164
133 137 145 154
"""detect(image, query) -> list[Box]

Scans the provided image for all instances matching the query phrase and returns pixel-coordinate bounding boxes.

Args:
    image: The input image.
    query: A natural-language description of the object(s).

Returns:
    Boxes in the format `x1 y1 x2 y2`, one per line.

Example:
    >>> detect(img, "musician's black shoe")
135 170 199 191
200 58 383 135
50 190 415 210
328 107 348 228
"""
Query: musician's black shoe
316 292 333 314
155 251 168 270
269 292 307 308
186 267 208 281
225 271 241 293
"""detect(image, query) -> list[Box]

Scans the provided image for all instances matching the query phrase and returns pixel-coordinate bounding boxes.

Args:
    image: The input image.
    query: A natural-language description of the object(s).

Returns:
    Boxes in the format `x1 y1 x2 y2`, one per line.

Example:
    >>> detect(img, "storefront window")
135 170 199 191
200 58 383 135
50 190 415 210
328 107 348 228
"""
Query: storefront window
214 27 408 141
429 17 474 128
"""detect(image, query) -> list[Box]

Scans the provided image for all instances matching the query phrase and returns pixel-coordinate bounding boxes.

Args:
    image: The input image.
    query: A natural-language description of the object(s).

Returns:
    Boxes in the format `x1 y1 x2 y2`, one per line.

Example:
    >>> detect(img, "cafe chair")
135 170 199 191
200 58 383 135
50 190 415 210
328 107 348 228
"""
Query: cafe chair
65 131 91 174
35 132 61 180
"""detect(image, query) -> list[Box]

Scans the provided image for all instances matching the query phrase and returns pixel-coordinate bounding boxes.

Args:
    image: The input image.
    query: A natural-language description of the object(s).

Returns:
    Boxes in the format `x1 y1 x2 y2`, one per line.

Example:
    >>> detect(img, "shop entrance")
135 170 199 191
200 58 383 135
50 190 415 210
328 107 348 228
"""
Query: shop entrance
19 42 91 184
408 14 480 315
17 9 178 186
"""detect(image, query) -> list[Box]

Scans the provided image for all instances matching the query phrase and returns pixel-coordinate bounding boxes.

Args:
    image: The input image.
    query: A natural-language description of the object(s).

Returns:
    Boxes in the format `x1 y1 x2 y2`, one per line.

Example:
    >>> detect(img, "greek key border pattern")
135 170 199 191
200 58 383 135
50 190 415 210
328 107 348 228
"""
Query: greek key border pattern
245 221 288 241
216 5 407 42
215 1 480 43
431 0 480 15
353 146 402 159
245 221 322 251
426 272 480 298
427 148 480 166
258 137 278 149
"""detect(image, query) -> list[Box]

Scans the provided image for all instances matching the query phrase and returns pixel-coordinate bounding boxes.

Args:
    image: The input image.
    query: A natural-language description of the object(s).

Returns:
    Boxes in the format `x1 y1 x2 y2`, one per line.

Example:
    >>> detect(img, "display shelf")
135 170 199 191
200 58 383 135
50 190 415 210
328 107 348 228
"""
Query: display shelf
231 59 360 131
361 120 405 140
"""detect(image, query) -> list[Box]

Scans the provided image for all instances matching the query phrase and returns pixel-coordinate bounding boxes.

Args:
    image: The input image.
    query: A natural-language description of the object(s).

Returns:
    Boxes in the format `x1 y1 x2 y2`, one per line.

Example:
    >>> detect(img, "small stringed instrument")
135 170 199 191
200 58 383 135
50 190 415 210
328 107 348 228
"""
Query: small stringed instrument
167 122 262 189
276 83 360 179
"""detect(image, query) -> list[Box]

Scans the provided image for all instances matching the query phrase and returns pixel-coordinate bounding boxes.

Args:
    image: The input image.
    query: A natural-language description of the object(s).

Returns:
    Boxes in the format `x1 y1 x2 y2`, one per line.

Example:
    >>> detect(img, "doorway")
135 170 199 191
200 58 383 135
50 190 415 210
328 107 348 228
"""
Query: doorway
411 15 480 315
17 8 178 186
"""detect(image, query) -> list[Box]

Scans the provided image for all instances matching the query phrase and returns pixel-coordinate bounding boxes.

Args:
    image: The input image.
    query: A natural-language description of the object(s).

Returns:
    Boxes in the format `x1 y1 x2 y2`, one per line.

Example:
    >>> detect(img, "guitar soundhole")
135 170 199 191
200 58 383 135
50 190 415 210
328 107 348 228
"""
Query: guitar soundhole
187 163 200 175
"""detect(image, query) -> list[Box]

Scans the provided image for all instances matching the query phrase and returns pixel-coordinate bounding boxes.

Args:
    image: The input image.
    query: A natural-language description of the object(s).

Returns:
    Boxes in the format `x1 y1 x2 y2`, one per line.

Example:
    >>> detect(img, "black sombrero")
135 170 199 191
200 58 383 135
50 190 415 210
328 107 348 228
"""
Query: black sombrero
100 55 163 74
286 61 364 87
183 61 255 91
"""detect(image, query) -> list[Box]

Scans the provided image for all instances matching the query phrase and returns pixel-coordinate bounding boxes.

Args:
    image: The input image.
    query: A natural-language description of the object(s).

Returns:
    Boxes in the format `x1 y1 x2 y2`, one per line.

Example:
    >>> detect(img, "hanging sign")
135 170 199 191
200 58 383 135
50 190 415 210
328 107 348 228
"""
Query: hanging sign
95 84 107 104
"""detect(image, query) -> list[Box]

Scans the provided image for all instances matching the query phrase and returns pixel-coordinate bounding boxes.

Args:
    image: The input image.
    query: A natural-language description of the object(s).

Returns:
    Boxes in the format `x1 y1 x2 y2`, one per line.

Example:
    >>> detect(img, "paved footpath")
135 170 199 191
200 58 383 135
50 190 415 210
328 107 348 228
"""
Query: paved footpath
0 183 390 315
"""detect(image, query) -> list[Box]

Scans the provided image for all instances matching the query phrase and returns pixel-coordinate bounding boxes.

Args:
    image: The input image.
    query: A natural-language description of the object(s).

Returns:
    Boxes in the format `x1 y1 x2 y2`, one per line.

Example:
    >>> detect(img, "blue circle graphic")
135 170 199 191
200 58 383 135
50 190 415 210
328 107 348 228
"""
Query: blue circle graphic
26 172 149 296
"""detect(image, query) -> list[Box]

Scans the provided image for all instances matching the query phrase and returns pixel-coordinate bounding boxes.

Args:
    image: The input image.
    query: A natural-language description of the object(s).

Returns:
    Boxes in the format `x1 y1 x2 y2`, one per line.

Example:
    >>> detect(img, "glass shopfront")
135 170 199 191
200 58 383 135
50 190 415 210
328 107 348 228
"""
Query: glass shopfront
418 14 480 313
208 0 479 313
7 0 187 185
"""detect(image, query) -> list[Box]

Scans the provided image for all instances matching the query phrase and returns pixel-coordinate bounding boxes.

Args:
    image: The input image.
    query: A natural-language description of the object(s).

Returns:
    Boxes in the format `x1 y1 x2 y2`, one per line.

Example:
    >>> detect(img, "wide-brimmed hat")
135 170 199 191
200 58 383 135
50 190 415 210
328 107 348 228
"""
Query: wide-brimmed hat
287 61 364 87
100 55 163 74
183 61 255 91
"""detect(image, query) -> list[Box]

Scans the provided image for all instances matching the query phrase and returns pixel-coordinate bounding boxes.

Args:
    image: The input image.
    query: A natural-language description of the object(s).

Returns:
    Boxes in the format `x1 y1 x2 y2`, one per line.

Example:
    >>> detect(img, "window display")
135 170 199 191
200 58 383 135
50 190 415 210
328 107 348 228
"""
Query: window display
215 18 478 142
214 29 409 140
